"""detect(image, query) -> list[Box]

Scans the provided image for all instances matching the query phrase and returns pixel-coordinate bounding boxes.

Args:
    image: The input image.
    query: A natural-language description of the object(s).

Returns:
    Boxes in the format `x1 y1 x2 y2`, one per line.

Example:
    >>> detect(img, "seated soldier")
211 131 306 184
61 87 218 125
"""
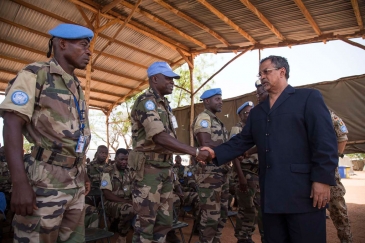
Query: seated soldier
100 148 134 243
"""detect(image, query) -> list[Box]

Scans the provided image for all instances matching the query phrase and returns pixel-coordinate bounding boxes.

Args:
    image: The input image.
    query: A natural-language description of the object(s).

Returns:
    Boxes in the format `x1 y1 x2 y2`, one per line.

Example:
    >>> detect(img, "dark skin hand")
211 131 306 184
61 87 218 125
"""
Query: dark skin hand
153 132 211 162
84 174 91 195
103 189 131 204
244 146 258 158
3 112 38 216
233 158 248 192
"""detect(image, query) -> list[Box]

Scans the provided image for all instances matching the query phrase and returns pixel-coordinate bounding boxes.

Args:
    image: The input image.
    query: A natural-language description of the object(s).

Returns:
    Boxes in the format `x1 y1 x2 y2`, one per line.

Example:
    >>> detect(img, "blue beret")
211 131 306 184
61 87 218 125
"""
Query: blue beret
147 62 180 79
255 80 262 88
49 24 94 41
0 192 6 219
237 101 254 114
200 88 222 100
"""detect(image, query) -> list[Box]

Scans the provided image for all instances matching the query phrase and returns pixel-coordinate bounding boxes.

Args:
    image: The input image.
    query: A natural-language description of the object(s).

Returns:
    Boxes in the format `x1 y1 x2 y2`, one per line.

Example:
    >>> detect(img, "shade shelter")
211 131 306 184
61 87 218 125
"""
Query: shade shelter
0 0 364 148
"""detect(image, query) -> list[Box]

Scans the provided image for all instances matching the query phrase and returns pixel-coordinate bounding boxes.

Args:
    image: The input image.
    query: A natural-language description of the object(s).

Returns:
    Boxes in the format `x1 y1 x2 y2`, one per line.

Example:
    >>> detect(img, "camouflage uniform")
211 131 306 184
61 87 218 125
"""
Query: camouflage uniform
87 159 110 186
84 204 99 228
100 164 134 237
230 122 264 242
130 87 177 243
193 109 230 243
0 59 90 242
329 110 353 243
0 160 11 196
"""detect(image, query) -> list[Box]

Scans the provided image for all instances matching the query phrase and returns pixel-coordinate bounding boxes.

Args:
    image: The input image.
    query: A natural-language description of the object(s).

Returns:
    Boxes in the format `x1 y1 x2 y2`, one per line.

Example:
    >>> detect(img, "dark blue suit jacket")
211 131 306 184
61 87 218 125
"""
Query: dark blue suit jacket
213 85 338 214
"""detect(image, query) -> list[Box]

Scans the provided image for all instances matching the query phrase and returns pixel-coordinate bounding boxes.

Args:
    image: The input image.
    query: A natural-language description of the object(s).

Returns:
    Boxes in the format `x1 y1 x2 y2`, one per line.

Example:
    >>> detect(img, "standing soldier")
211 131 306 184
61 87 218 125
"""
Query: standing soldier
192 88 230 243
129 61 210 243
328 110 353 243
230 101 265 243
0 23 93 242
100 148 134 243
255 80 268 103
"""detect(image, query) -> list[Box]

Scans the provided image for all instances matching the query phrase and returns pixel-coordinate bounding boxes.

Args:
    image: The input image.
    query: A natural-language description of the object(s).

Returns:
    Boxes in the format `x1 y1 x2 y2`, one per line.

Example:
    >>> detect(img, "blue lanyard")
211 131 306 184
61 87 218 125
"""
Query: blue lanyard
73 96 85 132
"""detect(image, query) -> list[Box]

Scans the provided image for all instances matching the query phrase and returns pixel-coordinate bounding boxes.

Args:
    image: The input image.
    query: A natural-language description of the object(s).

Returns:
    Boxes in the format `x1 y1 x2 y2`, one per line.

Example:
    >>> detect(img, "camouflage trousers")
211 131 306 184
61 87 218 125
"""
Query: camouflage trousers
328 168 353 242
173 191 200 219
13 186 85 243
235 171 264 242
84 204 99 228
132 164 174 243
104 200 134 236
196 173 229 243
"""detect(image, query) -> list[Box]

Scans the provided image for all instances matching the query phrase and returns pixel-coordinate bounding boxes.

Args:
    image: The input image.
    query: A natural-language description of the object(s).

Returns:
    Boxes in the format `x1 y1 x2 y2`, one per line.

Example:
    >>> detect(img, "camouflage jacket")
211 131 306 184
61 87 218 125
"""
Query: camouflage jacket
330 110 348 142
0 162 11 193
193 109 230 174
130 87 177 167
172 164 185 180
0 59 90 189
100 164 132 200
87 160 111 186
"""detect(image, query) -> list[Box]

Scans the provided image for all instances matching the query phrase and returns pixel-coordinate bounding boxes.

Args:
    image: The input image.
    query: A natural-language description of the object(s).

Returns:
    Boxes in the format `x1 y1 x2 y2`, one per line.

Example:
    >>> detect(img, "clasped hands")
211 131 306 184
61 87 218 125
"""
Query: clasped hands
196 147 216 164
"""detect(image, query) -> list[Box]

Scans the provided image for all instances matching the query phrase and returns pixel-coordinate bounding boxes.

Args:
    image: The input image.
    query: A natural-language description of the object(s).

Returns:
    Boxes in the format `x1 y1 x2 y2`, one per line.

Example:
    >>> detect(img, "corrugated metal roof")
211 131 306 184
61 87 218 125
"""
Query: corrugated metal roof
0 0 364 113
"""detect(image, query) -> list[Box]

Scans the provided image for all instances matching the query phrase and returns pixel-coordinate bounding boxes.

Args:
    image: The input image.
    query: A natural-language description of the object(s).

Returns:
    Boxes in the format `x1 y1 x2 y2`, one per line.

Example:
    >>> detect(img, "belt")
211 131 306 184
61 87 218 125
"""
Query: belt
31 146 83 168
144 152 172 162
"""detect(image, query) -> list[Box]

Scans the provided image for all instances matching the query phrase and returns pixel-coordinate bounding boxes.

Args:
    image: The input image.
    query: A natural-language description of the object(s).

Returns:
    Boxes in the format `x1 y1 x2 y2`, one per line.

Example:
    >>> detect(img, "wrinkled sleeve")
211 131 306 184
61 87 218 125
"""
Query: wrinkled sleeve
0 70 37 123
137 99 165 141
330 111 348 142
193 113 211 136
100 172 113 191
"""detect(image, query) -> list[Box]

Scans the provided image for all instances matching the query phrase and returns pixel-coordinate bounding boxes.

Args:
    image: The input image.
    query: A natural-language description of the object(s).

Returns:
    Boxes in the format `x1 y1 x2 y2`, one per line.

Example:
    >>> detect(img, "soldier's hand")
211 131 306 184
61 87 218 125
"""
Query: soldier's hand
200 147 215 159
196 149 211 165
84 174 91 195
11 181 38 216
310 182 330 209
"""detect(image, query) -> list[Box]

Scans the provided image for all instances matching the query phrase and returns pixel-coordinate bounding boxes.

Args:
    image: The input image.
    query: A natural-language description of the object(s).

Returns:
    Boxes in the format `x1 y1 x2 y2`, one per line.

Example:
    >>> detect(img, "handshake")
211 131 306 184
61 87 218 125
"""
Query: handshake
195 147 216 165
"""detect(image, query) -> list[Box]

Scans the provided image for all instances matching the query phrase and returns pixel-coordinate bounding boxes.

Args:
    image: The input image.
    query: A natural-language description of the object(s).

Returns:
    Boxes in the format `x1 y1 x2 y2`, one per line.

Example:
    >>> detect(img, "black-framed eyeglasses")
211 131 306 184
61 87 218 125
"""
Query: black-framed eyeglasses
257 67 280 78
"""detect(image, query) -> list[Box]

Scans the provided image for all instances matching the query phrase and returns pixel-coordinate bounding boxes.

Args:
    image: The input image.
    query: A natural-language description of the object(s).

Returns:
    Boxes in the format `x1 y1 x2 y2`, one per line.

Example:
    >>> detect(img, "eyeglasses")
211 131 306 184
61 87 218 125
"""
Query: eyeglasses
257 68 280 78
256 91 266 97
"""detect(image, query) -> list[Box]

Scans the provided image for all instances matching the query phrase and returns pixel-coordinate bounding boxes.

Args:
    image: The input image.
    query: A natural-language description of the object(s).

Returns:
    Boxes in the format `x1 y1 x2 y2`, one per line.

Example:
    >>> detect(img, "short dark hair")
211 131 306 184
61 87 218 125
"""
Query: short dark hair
97 145 108 151
115 148 128 159
260 55 290 80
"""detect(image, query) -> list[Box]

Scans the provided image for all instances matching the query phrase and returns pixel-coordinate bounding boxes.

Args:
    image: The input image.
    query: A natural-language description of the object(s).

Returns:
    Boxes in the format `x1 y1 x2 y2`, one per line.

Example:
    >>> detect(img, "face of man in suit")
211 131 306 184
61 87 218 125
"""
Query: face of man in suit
259 59 287 93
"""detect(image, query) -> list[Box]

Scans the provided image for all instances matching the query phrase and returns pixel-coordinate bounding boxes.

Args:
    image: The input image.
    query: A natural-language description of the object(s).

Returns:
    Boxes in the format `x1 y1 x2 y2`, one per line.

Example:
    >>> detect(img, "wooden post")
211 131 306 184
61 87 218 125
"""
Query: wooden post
85 32 98 106
189 55 195 146
106 112 110 151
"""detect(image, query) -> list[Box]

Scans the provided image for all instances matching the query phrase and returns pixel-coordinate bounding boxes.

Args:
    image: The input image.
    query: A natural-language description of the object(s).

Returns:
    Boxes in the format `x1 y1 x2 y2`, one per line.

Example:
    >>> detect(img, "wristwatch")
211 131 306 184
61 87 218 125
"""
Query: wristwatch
338 152 344 158
195 148 200 157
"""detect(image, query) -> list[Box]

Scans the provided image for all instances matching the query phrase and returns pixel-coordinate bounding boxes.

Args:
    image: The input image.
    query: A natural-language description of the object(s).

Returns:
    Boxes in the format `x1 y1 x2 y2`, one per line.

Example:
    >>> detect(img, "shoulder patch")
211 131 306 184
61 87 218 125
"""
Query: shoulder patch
145 100 155 111
200 120 209 128
187 171 193 177
11 91 29 106
101 180 108 187
340 125 348 133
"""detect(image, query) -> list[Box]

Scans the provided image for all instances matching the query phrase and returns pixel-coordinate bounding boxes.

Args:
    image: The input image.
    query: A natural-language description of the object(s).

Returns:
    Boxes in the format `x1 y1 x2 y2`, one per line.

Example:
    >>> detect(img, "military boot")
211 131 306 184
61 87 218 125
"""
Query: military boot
166 230 181 243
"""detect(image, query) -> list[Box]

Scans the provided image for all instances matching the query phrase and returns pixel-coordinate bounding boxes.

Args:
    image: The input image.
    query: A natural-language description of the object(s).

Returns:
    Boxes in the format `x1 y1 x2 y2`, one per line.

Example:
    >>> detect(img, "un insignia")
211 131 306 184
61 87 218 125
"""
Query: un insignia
340 125 348 133
200 120 208 128
145 100 155 111
187 171 193 177
11 91 29 106
101 180 108 187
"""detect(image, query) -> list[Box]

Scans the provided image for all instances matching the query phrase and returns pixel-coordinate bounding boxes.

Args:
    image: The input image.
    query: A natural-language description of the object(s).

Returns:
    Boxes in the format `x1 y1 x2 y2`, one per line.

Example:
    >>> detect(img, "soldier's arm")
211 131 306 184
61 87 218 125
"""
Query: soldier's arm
102 189 130 203
3 112 37 216
233 158 248 192
196 132 222 148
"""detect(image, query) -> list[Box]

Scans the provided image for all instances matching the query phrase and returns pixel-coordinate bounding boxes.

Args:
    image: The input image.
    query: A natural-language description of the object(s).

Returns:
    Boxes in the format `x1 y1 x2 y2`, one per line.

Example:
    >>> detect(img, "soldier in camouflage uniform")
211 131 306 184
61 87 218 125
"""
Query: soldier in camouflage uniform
0 147 11 205
0 24 93 242
87 145 110 186
328 110 353 243
129 62 210 243
230 101 265 243
100 148 134 243
192 88 230 243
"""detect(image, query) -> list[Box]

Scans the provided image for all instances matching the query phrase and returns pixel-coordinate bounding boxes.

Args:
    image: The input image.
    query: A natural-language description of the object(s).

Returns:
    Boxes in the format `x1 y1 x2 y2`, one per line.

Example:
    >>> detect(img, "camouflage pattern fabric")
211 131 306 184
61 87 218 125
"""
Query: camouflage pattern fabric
173 164 185 180
235 172 264 241
84 204 99 228
130 87 177 242
0 59 90 242
132 164 174 243
328 110 352 242
13 186 85 243
0 161 11 194
87 160 110 186
100 164 134 236
193 109 230 243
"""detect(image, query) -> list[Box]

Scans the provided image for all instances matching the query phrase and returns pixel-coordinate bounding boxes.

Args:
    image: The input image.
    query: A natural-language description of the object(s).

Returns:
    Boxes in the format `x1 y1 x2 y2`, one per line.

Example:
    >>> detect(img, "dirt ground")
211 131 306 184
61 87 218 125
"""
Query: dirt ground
2 171 365 243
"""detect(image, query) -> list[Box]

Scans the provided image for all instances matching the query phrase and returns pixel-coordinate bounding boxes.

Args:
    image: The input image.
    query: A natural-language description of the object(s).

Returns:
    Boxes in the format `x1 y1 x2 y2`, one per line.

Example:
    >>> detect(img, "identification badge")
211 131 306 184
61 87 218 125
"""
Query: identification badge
76 135 86 153
171 115 178 128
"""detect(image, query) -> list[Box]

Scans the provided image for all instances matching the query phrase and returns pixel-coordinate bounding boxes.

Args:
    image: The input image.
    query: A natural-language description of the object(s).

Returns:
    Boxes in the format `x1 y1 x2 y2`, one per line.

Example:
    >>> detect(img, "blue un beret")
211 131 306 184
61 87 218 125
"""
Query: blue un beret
49 24 94 41
255 80 262 88
200 88 222 100
237 101 254 114
147 62 180 79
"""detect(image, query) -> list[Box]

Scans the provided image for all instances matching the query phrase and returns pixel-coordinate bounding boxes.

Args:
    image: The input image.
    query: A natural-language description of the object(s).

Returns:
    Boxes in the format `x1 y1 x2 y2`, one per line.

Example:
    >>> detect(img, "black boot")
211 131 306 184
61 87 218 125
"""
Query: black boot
166 230 181 243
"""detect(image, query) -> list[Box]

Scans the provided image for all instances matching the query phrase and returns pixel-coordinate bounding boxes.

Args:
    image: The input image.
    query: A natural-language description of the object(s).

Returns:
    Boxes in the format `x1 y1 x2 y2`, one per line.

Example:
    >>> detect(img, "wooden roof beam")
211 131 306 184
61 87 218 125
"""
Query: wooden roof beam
351 0 364 30
195 0 256 44
176 48 193 69
337 35 365 51
293 0 322 35
153 0 229 46
239 0 285 40
0 17 148 69
121 1 207 48
93 0 142 66
9 0 171 62
68 0 191 55
0 38 147 86
74 4 94 30
101 0 123 13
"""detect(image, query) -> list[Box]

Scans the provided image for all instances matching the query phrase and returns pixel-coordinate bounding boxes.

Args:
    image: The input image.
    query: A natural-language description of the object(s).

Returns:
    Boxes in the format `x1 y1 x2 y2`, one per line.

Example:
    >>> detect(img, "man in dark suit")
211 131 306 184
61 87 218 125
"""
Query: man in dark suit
202 56 338 243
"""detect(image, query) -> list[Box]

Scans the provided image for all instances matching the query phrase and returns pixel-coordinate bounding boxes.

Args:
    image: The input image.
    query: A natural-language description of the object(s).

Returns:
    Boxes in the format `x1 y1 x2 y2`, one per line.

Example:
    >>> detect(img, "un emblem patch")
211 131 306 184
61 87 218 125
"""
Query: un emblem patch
145 100 155 110
101 180 108 187
11 91 29 106
200 120 209 128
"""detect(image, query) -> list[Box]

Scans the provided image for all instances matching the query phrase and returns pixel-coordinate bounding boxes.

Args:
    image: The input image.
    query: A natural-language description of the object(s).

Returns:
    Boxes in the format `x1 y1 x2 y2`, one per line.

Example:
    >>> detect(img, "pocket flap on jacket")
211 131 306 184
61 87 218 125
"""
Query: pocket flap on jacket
12 214 41 233
290 164 312 174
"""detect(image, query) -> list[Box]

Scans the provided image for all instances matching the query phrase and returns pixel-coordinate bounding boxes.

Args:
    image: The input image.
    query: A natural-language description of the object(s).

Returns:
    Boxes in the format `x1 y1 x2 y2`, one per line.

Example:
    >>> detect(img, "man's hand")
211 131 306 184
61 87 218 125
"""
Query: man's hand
200 147 215 159
238 178 248 193
196 148 212 163
310 182 330 209
11 182 38 216
84 174 91 196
